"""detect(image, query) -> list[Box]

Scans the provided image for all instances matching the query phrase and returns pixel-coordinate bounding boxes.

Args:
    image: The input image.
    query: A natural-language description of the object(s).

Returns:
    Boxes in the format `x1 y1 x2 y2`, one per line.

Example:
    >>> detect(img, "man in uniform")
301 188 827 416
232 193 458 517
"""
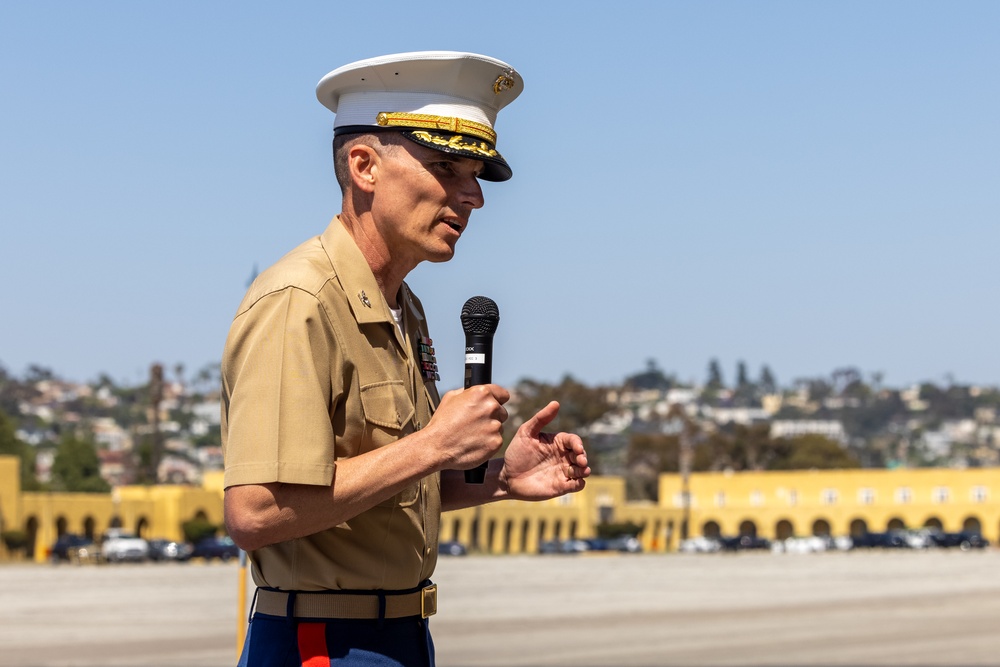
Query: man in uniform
222 51 591 667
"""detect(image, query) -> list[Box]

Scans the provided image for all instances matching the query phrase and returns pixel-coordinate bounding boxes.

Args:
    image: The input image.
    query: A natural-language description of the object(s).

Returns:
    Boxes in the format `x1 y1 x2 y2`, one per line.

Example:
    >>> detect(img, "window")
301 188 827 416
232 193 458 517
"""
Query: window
788 489 798 506
932 487 950 504
750 491 764 507
895 487 912 504
715 492 726 508
858 488 875 505
821 489 838 505
971 486 989 503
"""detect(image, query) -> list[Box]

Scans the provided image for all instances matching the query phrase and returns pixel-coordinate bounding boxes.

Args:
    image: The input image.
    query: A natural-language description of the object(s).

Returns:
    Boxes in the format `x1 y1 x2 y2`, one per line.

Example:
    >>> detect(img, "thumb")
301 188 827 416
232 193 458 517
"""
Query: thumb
523 401 560 437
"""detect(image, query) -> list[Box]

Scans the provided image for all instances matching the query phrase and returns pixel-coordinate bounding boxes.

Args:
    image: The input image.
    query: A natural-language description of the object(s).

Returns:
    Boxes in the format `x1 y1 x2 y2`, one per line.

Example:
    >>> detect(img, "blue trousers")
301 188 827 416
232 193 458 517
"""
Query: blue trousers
238 612 435 667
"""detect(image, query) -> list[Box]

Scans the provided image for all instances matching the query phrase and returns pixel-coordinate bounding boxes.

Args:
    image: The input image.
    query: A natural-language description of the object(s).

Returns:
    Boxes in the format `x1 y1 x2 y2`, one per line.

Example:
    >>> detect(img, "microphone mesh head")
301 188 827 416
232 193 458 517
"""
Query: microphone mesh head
461 296 500 335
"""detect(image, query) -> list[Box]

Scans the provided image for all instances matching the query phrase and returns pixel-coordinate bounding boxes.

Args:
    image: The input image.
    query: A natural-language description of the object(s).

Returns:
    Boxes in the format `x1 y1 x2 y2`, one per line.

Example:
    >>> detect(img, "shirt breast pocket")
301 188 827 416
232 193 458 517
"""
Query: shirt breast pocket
359 380 419 507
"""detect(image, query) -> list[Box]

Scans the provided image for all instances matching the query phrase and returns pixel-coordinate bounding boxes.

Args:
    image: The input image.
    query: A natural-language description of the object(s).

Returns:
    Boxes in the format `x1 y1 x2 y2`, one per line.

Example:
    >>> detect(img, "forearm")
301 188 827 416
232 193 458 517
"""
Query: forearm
226 430 447 551
439 459 509 511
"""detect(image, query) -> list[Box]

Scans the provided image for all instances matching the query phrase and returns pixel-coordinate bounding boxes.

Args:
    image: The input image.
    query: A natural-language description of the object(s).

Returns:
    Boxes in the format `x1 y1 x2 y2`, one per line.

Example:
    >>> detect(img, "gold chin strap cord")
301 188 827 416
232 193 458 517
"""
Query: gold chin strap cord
376 112 497 145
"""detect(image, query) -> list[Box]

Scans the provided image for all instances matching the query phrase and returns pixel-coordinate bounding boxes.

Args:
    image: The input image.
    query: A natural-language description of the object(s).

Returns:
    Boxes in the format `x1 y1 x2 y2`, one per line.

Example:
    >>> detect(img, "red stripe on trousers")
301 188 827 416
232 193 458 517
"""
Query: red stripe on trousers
297 622 329 667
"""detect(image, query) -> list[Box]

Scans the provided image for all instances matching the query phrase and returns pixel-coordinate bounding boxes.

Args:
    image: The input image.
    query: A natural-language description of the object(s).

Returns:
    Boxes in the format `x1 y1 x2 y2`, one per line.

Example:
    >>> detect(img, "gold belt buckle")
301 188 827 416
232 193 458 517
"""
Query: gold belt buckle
421 584 438 618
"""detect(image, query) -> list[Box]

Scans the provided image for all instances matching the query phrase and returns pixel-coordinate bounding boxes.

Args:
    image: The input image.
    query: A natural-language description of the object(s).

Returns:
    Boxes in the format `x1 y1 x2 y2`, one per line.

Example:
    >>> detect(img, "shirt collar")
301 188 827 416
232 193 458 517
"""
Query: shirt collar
320 217 426 330
321 217 392 326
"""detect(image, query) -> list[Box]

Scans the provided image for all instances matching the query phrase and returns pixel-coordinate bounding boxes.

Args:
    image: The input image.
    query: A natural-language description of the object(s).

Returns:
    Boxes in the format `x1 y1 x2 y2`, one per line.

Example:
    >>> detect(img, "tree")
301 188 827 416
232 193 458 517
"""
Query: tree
733 360 756 406
623 359 673 392
191 362 221 398
797 377 832 403
736 361 749 390
706 359 724 391
728 423 779 470
0 409 39 490
0 367 39 421
50 433 110 493
1 529 28 557
626 431 679 500
831 367 864 397
770 434 861 470
182 516 220 543
759 365 777 395
25 365 55 383
510 375 610 438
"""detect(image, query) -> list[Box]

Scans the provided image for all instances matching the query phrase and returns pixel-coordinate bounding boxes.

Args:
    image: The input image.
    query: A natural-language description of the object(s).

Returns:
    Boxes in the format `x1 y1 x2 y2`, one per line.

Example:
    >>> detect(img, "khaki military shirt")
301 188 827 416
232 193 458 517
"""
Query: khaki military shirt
221 217 441 592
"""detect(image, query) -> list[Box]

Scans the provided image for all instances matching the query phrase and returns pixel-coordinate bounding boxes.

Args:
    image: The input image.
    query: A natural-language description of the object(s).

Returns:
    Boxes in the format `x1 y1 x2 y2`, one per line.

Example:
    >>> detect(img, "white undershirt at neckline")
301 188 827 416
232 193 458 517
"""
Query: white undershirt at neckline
390 306 403 333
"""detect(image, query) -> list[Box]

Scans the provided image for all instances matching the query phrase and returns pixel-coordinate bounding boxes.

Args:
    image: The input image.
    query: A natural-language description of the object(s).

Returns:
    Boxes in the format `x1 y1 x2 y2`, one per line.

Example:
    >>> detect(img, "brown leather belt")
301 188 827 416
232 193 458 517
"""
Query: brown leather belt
254 584 437 620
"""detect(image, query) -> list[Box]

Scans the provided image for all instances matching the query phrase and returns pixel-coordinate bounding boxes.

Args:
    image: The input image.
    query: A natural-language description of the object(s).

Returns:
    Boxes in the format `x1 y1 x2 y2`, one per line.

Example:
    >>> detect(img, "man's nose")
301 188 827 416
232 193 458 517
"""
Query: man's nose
461 176 485 210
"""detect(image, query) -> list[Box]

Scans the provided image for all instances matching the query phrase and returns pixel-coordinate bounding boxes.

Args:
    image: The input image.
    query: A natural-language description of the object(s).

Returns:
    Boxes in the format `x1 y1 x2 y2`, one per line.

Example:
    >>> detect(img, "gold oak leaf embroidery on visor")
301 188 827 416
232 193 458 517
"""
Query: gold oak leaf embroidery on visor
408 131 499 158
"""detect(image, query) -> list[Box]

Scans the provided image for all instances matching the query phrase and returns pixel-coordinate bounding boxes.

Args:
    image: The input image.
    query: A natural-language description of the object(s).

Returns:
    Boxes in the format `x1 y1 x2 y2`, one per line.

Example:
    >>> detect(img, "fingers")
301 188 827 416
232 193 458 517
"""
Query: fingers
555 431 586 458
451 384 509 421
483 383 511 405
557 433 590 480
522 400 561 437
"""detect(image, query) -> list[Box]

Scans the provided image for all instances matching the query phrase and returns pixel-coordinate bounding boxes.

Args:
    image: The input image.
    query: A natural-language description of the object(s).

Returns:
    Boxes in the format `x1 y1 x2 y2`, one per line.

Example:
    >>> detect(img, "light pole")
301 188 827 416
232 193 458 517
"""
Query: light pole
680 429 691 541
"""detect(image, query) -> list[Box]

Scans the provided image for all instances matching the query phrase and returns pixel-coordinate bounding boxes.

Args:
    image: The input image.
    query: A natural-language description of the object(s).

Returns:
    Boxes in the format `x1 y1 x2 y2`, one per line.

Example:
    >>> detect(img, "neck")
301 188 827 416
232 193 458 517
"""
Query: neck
336 213 413 309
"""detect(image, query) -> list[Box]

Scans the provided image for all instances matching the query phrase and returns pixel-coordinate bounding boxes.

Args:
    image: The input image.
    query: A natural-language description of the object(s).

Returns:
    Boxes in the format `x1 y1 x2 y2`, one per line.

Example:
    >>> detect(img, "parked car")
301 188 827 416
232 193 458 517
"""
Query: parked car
928 530 989 550
538 539 589 554
50 534 95 562
902 529 935 549
851 531 909 549
607 535 643 553
192 535 240 561
720 535 771 551
101 529 150 563
148 539 194 562
437 540 468 556
71 542 104 564
679 536 722 553
772 536 833 554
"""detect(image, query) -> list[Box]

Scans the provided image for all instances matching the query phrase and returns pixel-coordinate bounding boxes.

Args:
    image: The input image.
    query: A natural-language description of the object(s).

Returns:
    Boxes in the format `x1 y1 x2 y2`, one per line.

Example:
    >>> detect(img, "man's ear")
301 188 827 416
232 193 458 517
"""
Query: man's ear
348 144 378 193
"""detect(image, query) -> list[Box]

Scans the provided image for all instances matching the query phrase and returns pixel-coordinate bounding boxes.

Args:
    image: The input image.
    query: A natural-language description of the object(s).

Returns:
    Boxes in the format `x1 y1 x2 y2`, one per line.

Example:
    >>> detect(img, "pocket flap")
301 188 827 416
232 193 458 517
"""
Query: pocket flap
360 380 415 430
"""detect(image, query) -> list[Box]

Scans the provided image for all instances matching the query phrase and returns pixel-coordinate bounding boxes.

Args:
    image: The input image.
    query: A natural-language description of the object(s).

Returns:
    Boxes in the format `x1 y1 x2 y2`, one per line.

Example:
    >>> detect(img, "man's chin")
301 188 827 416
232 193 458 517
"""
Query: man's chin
428 244 457 263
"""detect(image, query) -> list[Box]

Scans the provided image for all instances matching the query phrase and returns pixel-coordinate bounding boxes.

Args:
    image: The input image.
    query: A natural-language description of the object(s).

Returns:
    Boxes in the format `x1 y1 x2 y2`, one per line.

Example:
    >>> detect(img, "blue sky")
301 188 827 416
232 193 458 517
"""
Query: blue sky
1 1 998 392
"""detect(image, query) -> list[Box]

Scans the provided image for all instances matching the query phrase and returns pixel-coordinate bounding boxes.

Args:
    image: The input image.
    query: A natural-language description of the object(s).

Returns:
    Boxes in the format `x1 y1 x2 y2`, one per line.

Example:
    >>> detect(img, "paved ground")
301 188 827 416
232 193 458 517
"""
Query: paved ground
2 549 999 666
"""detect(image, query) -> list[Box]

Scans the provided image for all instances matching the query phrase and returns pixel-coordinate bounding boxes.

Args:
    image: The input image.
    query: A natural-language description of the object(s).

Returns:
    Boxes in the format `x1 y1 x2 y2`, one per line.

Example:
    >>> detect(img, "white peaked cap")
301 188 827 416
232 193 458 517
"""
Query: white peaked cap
316 51 523 181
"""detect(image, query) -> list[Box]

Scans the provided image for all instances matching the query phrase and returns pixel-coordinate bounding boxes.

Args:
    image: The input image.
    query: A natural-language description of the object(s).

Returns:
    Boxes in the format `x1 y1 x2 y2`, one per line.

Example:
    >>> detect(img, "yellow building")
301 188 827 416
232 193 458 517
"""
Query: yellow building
0 455 678 559
659 467 1000 545
5 453 997 561
0 456 224 562
439 475 680 553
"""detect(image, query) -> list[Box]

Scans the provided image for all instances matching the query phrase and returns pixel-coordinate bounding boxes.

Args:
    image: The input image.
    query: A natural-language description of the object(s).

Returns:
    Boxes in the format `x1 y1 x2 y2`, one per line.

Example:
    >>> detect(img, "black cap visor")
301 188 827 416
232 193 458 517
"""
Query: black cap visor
401 130 512 182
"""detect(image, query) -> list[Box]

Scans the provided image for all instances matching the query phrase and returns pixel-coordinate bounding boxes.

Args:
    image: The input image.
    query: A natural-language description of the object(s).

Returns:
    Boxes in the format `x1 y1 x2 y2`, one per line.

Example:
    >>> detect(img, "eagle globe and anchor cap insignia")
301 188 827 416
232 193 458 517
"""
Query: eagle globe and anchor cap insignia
493 68 516 94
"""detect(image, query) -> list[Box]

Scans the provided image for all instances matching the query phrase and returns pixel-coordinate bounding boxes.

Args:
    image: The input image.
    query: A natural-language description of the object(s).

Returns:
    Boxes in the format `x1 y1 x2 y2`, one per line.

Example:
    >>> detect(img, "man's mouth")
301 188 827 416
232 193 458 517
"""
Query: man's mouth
444 220 463 233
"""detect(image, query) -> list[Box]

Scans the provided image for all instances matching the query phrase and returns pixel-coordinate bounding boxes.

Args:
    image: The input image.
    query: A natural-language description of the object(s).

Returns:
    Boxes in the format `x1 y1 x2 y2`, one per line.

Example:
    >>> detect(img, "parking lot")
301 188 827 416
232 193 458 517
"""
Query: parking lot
2 549 1000 666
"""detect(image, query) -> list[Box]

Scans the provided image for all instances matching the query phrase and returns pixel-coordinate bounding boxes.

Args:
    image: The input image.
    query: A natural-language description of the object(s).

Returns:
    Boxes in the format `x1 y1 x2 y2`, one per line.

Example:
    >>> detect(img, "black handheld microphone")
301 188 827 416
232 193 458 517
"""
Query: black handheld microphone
461 296 500 484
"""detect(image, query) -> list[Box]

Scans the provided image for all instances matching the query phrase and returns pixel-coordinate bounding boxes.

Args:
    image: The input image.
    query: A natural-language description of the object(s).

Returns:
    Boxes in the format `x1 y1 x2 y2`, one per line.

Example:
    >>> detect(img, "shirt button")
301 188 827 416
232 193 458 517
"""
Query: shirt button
425 546 432 556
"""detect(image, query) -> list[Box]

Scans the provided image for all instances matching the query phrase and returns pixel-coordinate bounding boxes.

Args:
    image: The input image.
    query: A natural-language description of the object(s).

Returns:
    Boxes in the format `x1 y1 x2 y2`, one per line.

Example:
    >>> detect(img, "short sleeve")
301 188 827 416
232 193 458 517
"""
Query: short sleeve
222 287 340 488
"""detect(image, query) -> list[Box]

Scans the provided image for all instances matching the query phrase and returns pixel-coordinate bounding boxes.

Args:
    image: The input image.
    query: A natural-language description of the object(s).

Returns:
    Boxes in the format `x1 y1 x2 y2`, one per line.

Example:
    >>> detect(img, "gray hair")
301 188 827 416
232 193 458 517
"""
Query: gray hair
332 132 406 194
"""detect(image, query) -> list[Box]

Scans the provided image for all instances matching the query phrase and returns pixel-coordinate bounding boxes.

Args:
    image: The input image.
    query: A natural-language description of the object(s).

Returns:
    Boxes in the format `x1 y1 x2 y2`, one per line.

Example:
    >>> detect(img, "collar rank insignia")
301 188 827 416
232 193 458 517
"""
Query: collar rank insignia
418 336 440 382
